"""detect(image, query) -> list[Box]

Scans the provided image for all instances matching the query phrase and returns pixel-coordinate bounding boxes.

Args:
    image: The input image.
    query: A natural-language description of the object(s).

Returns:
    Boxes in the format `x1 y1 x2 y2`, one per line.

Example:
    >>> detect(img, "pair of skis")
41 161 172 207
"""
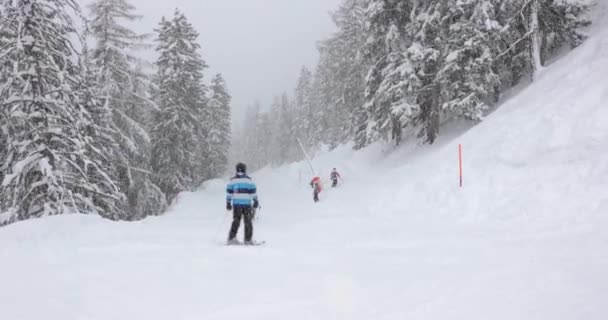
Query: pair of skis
223 207 264 246
226 240 265 246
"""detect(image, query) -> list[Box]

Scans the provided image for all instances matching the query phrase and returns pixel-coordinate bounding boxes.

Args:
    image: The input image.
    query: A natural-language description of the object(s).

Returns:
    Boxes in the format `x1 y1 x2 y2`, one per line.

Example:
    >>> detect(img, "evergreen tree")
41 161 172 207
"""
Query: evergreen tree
0 0 123 223
255 110 275 168
541 0 591 56
0 5 8 210
355 0 415 148
267 96 283 165
437 0 502 121
294 67 314 149
315 0 368 148
496 0 591 81
88 0 166 218
276 93 298 163
236 102 263 170
207 74 232 178
76 36 126 220
151 10 208 203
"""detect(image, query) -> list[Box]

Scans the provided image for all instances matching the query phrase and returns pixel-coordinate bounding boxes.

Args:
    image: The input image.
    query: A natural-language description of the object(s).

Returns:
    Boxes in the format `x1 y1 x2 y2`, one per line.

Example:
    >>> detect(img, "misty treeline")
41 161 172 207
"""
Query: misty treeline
234 0 591 171
0 0 231 225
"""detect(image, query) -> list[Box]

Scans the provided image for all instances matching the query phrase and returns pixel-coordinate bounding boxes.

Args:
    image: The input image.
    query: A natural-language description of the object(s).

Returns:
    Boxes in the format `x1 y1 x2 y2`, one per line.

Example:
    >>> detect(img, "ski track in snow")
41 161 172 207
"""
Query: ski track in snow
2 2 608 319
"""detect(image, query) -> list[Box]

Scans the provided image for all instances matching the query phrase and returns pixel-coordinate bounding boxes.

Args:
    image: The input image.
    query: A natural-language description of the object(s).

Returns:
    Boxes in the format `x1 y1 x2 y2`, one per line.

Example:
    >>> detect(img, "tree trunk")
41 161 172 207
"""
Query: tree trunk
530 0 543 79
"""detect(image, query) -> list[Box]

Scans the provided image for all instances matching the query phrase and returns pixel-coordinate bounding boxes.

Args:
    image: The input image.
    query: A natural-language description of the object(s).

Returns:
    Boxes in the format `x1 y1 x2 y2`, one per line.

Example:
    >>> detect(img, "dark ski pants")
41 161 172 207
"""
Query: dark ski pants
228 206 253 242
313 189 320 203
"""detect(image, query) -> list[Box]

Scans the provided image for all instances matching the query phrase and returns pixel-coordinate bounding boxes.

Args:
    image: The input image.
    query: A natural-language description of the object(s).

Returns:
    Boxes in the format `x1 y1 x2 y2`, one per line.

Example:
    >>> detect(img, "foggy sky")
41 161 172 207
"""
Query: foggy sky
82 0 341 124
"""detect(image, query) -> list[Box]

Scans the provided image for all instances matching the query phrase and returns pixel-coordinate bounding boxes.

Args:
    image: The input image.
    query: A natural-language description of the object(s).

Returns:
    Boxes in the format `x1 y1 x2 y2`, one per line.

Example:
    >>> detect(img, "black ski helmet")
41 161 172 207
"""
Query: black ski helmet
236 162 247 174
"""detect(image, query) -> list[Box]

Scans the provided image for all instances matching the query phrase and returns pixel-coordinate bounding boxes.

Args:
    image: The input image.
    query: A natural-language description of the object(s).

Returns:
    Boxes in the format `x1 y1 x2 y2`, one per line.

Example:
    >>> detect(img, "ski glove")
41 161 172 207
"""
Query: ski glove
226 202 232 211
253 199 259 209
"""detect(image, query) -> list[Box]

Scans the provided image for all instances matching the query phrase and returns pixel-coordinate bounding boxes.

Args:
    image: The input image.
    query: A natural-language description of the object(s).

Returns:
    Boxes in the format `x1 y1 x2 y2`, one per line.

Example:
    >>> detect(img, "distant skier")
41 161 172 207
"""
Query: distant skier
310 176 322 203
330 168 341 188
226 162 260 245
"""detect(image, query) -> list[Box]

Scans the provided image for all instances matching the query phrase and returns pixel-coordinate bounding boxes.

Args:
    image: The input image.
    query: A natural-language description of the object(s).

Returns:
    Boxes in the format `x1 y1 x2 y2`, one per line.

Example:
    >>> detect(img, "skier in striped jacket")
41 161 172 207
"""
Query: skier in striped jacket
226 162 259 245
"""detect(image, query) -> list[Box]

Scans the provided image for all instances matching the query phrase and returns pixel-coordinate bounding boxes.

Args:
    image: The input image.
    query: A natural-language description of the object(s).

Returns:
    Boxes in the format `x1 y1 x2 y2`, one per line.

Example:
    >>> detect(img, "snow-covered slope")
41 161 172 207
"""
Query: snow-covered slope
2 4 608 320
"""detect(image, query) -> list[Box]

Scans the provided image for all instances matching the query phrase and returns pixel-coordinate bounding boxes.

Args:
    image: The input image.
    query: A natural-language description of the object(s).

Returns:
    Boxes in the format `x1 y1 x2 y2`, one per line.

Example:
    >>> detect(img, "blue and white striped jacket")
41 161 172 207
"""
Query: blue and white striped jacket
226 173 258 207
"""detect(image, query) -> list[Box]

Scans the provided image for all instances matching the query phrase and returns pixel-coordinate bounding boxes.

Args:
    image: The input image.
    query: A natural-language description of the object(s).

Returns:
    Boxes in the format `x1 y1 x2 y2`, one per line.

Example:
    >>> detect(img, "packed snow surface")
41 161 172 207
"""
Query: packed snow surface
2 4 608 320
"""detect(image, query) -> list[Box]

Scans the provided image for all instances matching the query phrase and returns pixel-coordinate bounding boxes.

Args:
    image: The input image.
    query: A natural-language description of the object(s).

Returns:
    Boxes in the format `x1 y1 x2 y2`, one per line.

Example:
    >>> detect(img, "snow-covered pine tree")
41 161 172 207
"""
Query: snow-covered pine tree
279 93 299 163
542 0 592 54
264 94 298 165
207 73 232 178
313 50 352 149
408 0 499 144
151 10 208 203
88 0 166 218
120 62 167 220
0 0 124 224
233 102 263 171
308 71 330 148
256 110 275 167
267 96 283 166
0 5 7 208
294 67 315 150
355 0 416 148
491 0 529 87
436 0 502 122
76 34 126 220
402 2 447 144
497 0 591 80
314 0 368 148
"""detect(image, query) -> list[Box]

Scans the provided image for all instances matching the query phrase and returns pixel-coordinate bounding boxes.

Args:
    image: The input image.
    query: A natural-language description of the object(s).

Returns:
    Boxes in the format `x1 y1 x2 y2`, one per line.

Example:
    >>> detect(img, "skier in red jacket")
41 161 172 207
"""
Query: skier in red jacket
310 176 322 203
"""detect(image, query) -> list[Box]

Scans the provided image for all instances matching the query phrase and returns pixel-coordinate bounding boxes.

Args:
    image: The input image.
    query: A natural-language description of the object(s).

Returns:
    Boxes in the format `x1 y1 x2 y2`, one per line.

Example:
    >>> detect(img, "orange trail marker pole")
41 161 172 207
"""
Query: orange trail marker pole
459 144 463 188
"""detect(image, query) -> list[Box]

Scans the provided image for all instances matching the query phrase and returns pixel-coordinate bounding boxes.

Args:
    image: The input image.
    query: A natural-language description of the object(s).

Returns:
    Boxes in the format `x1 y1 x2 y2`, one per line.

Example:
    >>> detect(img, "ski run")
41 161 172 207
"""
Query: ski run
1 0 608 319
